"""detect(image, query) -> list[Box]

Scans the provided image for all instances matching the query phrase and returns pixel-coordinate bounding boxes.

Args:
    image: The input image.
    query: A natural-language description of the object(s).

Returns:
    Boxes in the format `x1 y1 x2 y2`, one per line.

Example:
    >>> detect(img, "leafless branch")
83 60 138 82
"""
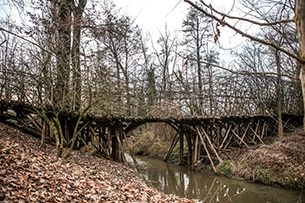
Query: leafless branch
202 60 298 80
0 28 53 54
200 0 294 26
184 0 304 63
0 40 6 46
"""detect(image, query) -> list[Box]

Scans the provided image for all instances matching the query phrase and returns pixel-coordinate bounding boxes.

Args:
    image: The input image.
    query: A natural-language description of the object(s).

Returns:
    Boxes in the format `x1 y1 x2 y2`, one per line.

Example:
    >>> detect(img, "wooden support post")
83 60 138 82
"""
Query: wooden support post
164 134 179 162
215 125 220 149
249 125 265 144
239 122 251 145
112 125 124 163
232 129 249 148
219 124 232 150
90 125 104 152
111 132 118 161
261 121 267 138
193 134 199 167
81 122 88 148
199 127 223 164
196 127 216 173
106 127 112 155
99 127 103 146
179 133 184 165
251 120 260 143
186 134 193 168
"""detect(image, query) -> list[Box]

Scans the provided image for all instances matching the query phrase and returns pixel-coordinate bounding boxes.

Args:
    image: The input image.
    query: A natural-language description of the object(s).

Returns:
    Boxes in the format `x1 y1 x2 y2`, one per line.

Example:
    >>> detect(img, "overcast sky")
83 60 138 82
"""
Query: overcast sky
111 0 186 34
111 0 242 49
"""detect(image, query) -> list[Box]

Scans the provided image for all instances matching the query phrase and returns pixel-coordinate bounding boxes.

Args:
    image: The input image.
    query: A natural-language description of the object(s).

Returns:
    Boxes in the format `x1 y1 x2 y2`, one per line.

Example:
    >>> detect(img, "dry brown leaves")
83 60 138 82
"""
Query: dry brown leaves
0 123 192 203
234 133 305 189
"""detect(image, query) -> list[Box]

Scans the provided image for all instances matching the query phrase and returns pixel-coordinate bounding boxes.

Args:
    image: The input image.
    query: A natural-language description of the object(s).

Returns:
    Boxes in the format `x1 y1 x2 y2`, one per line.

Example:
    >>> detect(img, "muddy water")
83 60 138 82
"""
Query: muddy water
127 155 304 203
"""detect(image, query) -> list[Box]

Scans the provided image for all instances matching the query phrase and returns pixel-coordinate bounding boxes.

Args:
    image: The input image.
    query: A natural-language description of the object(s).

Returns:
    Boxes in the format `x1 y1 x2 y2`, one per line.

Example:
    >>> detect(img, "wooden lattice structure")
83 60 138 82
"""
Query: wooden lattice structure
0 100 302 169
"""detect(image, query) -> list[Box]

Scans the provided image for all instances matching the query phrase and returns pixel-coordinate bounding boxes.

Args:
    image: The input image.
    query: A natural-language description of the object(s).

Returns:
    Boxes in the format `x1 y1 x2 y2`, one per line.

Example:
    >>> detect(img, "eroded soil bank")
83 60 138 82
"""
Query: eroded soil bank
0 123 191 202
129 124 305 190
231 133 305 190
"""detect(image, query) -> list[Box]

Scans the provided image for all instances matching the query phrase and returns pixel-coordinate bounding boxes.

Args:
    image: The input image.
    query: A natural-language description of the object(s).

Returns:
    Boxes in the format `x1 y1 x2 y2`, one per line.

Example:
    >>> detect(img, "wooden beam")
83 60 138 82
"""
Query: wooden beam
232 129 249 148
219 124 232 150
196 126 217 173
164 134 179 162
193 134 199 166
179 133 184 165
239 122 251 145
249 125 265 144
199 127 223 163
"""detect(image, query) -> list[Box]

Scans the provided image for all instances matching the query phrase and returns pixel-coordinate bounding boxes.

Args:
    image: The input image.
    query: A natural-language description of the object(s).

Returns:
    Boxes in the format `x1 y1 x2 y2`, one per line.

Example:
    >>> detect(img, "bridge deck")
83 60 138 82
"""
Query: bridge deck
0 99 301 123
0 99 302 170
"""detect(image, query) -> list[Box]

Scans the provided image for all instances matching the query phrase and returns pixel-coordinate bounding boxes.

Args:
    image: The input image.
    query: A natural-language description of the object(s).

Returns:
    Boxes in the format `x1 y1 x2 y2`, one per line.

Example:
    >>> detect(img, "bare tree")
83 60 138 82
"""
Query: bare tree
181 6 219 116
295 0 305 130
94 6 144 116
71 0 87 111
184 0 305 130
152 25 179 101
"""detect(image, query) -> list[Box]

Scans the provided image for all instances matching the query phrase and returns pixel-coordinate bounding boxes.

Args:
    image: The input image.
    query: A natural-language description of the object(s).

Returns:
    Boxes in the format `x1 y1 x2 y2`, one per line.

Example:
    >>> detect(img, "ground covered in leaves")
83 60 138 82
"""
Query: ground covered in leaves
0 123 191 202
233 132 305 190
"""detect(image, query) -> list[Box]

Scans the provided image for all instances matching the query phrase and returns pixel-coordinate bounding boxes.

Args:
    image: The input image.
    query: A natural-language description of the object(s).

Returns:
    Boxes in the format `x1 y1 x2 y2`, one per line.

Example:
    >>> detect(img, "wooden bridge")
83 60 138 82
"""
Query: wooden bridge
0 100 302 171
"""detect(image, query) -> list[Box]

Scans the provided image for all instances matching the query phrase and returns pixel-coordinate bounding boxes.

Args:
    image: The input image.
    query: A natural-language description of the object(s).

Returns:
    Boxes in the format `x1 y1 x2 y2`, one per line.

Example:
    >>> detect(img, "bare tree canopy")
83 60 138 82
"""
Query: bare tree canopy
0 0 303 134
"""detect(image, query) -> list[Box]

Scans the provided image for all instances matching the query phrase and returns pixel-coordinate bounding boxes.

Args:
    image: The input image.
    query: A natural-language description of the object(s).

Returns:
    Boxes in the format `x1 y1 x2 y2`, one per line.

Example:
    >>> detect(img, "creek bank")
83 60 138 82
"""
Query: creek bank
129 125 305 190
131 155 304 203
231 133 305 190
0 123 191 202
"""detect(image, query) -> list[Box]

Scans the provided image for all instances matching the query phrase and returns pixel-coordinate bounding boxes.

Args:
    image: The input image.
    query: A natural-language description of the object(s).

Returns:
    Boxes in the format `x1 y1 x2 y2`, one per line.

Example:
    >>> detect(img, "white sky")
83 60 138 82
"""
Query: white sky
0 0 245 58
111 0 244 49
112 0 187 34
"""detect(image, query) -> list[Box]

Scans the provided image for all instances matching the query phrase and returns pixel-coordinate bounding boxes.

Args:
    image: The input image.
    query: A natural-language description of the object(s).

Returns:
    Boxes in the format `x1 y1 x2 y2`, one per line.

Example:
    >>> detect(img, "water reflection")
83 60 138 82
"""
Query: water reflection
127 155 304 203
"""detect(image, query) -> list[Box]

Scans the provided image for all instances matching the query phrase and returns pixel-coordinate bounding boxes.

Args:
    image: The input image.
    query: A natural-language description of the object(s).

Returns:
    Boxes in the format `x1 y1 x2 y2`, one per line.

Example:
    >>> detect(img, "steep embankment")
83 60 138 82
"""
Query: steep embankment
232 133 305 190
0 123 191 202
129 123 305 190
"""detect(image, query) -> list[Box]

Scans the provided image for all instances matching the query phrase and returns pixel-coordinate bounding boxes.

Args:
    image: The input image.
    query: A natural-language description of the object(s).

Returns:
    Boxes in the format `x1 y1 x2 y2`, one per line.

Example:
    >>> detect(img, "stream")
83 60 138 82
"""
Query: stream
126 155 304 203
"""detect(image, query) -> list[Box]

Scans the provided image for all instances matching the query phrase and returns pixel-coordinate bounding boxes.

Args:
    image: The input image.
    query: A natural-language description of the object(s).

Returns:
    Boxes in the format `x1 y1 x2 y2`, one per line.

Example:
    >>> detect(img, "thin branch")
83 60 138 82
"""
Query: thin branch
0 40 6 46
177 52 298 79
0 28 53 54
201 0 294 26
200 60 298 80
184 0 304 63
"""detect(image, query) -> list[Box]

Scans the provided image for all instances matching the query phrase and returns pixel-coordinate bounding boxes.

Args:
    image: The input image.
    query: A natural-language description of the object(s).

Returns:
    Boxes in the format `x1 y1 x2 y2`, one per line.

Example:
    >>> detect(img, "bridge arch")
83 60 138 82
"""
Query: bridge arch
0 99 302 170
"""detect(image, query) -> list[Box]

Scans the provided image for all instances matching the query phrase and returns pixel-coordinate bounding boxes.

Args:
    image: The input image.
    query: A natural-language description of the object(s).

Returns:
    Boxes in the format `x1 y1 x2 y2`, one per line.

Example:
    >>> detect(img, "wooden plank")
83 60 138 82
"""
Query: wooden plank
239 122 251 145
224 127 234 150
179 133 184 164
219 124 232 150
249 126 265 144
164 134 179 162
196 126 216 173
199 126 222 163
193 134 199 166
232 129 249 148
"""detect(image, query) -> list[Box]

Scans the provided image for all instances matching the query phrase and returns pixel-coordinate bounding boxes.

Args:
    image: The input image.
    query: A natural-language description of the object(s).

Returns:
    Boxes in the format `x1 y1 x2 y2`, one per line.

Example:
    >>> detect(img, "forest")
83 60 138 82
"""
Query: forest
0 0 303 121
1 1 305 201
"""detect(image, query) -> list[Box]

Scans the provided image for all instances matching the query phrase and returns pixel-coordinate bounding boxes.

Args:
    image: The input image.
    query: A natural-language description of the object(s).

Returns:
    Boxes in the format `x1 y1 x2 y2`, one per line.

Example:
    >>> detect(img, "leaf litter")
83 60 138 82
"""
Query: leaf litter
233 133 305 189
0 123 191 202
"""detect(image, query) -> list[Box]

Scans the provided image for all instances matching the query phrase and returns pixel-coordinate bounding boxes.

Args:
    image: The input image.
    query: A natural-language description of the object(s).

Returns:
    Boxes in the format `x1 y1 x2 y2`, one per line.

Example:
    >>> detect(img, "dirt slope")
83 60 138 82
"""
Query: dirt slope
0 123 191 202
233 133 305 190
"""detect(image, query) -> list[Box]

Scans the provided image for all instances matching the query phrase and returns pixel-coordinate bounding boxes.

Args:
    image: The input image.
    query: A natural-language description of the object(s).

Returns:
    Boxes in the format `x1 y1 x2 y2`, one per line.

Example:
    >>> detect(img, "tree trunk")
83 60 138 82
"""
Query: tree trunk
196 19 203 116
275 50 283 137
295 0 305 132
55 0 72 107
72 0 86 111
